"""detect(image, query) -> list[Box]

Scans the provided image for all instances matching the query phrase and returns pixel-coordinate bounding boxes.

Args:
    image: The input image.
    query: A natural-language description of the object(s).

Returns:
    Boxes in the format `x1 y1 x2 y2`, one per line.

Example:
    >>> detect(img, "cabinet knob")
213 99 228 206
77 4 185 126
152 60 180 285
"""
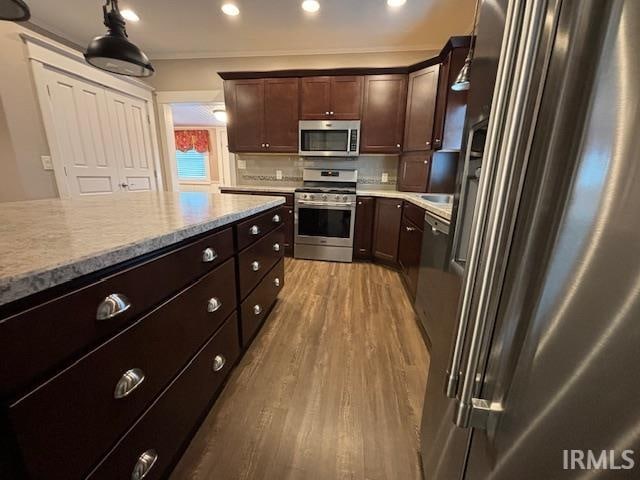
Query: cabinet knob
212 354 226 372
396 144 401 148
253 304 263 315
325 111 330 115
261 143 265 147
358 201 362 205
251 261 260 271
397 204 401 209
435 138 440 143
207 297 222 313
274 277 281 287
426 141 431 145
114 368 145 399
273 243 281 252
405 226 416 232
132 449 158 480
96 293 131 321
272 214 281 223
201 247 218 263
330 111 334 115
266 143 270 147
424 160 428 164
249 225 260 235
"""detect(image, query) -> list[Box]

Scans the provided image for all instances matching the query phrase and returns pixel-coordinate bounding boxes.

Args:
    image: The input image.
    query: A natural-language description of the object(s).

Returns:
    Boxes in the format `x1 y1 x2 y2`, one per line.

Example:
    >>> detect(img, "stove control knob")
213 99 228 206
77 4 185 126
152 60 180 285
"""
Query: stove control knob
322 194 328 200
342 196 348 202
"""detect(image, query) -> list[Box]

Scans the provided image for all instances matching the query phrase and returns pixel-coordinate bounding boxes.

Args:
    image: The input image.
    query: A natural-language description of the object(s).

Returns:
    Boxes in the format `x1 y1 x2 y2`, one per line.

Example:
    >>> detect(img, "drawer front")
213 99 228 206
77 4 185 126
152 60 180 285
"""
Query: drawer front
238 225 285 298
236 207 284 251
0 227 233 398
87 314 241 480
9 259 237 480
241 258 284 347
403 201 426 227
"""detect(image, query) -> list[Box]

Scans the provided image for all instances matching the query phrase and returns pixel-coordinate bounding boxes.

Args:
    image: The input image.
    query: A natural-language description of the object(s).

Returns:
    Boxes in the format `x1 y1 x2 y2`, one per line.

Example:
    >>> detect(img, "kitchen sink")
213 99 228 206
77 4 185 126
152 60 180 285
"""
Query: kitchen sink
421 194 453 204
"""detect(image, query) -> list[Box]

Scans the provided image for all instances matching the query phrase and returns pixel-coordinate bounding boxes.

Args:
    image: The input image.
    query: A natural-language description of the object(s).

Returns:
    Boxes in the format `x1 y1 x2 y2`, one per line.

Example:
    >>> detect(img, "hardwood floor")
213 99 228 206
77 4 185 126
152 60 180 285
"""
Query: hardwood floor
170 259 429 480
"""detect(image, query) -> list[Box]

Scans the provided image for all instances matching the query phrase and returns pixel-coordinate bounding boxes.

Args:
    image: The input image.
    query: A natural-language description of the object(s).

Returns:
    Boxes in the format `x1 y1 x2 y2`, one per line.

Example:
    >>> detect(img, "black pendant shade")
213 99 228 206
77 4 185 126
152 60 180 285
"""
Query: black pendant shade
0 0 31 21
84 0 154 78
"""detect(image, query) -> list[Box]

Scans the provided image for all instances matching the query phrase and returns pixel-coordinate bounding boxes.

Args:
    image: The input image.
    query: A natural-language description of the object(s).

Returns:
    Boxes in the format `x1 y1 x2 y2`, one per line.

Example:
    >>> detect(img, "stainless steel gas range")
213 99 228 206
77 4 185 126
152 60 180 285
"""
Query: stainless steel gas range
294 168 357 263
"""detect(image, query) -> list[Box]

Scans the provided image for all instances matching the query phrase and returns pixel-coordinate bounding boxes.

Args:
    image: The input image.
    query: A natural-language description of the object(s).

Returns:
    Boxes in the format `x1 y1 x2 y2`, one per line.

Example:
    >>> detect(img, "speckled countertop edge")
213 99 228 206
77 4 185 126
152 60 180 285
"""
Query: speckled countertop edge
0 193 285 307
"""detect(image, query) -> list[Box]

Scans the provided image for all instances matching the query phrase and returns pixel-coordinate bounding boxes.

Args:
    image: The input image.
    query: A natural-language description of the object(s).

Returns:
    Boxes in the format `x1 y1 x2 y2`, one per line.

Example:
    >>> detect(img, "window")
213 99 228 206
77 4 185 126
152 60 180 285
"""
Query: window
176 149 209 181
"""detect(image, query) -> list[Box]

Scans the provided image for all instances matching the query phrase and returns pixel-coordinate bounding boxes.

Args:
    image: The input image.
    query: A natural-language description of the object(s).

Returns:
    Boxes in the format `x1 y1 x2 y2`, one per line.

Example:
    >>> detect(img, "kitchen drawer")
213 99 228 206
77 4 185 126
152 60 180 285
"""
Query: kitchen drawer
8 259 237 480
236 207 284 251
238 225 285 298
87 313 241 480
0 227 233 398
403 201 426 228
240 258 284 347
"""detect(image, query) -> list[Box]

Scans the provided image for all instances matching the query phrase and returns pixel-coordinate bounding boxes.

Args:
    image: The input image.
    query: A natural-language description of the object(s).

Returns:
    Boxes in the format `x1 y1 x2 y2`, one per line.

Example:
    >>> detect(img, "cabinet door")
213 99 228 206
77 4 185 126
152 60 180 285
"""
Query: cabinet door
300 76 332 119
353 196 375 259
403 65 440 152
360 74 408 154
398 216 424 300
331 76 363 120
264 78 299 152
372 198 403 265
279 204 295 257
225 79 265 152
398 151 432 192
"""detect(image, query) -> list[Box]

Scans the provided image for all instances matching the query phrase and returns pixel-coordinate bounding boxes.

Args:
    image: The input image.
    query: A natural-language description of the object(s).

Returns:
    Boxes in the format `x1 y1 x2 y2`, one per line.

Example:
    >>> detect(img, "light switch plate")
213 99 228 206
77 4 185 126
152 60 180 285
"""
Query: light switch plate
276 170 283 180
237 159 247 170
41 155 53 170
381 172 389 183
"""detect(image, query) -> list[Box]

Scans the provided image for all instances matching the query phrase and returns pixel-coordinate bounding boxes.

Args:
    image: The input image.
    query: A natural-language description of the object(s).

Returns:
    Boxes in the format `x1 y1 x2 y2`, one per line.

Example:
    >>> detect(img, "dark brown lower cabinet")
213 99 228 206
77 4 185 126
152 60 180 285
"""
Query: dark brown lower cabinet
372 198 403 265
278 205 295 256
398 212 425 300
353 196 375 259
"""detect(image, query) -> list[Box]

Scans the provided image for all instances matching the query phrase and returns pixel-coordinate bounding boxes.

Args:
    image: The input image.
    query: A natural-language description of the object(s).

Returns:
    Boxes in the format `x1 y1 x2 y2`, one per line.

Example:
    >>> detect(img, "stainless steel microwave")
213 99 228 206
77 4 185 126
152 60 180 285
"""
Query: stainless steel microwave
298 120 360 157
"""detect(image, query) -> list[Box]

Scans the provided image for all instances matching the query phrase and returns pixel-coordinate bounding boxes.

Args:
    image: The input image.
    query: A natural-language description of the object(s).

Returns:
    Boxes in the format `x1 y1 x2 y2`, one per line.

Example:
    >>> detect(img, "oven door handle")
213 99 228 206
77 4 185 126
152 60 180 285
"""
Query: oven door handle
297 200 354 207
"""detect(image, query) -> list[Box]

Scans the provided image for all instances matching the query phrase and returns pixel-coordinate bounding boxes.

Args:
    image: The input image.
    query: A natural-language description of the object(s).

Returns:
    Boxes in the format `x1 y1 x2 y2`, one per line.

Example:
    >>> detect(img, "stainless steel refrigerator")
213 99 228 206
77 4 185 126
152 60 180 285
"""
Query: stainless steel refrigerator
418 0 640 478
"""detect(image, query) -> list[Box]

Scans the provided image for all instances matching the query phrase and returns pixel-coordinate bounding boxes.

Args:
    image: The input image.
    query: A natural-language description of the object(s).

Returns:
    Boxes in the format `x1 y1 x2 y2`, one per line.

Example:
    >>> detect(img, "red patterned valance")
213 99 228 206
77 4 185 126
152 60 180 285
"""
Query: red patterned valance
174 130 210 153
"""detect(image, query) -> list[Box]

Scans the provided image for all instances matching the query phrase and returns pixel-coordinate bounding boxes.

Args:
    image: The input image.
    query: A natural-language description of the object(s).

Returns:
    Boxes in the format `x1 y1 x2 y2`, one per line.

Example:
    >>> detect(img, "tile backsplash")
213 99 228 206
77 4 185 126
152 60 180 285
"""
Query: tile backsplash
235 154 399 190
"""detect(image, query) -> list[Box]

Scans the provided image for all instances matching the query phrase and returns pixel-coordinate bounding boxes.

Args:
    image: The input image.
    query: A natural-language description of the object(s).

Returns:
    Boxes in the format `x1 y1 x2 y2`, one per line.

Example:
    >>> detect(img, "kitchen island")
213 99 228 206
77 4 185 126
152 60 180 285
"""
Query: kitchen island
0 191 286 480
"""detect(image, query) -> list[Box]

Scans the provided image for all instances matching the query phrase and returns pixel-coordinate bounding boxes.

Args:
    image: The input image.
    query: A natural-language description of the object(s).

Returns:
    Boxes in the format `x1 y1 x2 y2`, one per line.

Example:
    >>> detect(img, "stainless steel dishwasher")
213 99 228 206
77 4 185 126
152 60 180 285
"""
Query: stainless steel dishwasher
414 213 451 348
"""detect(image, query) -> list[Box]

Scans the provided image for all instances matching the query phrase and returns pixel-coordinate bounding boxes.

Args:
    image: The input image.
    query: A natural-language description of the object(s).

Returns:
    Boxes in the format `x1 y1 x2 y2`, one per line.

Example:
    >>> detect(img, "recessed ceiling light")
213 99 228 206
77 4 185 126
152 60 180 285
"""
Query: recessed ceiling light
387 0 406 7
213 109 228 123
120 9 140 22
221 3 240 16
301 0 320 13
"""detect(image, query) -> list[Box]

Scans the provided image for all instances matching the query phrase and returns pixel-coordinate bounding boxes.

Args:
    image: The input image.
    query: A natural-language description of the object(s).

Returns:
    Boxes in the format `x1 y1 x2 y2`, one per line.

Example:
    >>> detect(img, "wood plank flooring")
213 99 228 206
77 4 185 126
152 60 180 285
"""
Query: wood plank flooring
170 259 429 480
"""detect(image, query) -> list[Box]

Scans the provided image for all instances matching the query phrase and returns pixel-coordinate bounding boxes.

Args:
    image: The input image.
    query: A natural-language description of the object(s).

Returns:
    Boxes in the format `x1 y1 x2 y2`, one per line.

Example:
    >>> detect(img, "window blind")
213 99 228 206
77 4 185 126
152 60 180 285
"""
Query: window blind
176 149 208 181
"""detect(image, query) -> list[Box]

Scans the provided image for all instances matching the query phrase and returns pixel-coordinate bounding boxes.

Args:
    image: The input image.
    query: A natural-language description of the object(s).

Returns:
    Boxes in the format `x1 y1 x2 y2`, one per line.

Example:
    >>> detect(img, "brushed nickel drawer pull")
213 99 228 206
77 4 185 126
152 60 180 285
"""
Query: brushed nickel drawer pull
273 243 281 252
405 226 416 232
114 368 145 399
207 297 222 313
253 304 262 315
251 261 260 271
274 278 281 287
272 214 281 223
202 247 218 263
213 355 226 372
131 449 158 480
96 293 131 321
250 225 260 235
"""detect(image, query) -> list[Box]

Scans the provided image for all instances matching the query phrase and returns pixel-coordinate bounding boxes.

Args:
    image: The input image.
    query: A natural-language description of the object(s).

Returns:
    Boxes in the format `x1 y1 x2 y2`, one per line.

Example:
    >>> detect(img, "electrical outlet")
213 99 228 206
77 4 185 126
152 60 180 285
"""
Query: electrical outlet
41 155 53 171
276 170 283 180
381 172 389 183
237 159 247 170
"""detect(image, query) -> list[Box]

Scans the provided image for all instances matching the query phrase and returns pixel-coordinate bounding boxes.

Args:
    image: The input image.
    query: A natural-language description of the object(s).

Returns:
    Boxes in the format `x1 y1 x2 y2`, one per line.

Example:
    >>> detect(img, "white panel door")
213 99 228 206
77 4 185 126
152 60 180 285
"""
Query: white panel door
46 68 120 196
106 90 157 192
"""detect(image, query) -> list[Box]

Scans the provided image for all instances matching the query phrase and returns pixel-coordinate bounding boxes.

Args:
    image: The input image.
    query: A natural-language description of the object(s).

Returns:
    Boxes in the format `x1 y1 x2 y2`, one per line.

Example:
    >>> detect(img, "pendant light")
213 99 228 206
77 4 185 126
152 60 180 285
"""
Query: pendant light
0 0 31 21
451 0 480 92
84 0 154 78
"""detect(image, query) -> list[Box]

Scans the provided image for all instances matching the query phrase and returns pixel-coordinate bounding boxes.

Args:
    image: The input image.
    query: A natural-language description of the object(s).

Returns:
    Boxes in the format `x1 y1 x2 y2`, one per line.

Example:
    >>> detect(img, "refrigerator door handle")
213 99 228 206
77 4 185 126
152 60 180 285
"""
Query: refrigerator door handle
444 0 523 402
453 0 551 430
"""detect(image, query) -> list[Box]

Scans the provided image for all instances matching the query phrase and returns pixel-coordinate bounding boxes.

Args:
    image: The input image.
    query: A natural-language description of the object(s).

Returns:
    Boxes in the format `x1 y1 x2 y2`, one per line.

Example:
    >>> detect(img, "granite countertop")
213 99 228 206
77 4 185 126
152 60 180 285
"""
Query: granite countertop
219 185 452 222
0 192 284 307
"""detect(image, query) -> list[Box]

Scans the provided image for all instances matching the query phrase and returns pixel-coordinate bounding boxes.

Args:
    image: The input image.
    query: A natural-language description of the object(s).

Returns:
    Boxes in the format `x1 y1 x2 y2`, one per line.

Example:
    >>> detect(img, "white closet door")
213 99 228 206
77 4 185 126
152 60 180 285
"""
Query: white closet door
46 68 120 196
106 90 157 192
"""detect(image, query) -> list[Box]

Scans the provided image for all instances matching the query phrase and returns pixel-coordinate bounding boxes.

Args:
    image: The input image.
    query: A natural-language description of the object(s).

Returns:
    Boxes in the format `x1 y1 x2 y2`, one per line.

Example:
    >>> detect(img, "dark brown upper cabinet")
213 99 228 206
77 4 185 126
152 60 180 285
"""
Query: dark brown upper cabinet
372 197 403 265
360 74 408 154
432 46 470 151
224 78 299 153
398 151 431 192
403 65 440 152
353 196 375 259
300 76 363 120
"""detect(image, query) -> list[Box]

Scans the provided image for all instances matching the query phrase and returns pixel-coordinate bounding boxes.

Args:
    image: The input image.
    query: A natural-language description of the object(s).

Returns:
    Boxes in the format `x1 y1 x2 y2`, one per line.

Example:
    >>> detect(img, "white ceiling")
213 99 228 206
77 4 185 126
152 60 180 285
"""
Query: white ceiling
27 0 475 59
171 103 226 127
